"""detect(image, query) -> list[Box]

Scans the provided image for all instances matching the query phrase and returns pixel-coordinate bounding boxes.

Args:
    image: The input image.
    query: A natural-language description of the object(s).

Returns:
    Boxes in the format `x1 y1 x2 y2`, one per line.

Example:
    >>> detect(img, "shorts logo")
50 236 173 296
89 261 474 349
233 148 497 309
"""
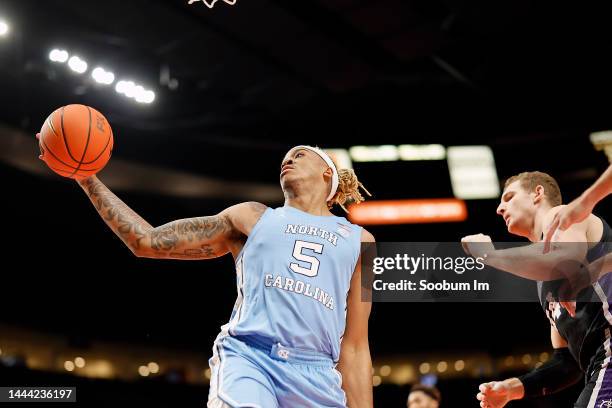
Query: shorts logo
277 349 290 360
599 400 612 408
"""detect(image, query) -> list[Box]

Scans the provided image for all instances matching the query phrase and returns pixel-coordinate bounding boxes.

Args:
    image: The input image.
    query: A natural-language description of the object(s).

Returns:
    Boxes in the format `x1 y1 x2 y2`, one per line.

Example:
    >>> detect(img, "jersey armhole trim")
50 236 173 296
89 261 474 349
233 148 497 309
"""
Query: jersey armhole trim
234 207 272 265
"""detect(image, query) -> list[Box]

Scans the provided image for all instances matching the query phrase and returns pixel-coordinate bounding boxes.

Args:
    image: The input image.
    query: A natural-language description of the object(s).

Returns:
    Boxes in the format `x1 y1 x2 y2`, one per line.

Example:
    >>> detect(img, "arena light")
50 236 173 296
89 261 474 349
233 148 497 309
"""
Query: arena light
348 199 467 225
349 145 399 162
74 357 86 368
447 146 500 199
372 375 382 387
64 360 75 372
115 80 133 95
116 80 155 104
521 354 532 365
391 365 415 385
0 20 9 37
325 148 352 169
124 82 138 98
454 360 465 371
138 365 150 377
147 362 159 374
132 86 155 104
91 67 115 85
379 365 391 377
49 49 69 63
398 144 446 161
142 90 155 104
68 56 88 74
590 130 612 162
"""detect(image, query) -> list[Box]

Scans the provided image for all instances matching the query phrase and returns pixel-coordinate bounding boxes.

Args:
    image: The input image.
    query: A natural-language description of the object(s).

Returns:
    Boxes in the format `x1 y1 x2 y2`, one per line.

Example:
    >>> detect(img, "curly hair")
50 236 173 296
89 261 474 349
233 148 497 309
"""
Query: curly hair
327 163 371 212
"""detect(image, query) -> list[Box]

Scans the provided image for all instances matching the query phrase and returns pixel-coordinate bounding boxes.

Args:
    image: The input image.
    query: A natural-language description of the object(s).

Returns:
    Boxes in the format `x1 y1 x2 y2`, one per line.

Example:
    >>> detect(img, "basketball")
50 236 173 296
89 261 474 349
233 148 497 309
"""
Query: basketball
38 104 113 180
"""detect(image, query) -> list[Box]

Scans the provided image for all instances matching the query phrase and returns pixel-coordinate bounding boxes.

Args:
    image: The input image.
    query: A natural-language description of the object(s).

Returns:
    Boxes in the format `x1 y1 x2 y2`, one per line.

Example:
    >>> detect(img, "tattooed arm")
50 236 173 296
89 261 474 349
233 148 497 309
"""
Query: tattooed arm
77 176 267 260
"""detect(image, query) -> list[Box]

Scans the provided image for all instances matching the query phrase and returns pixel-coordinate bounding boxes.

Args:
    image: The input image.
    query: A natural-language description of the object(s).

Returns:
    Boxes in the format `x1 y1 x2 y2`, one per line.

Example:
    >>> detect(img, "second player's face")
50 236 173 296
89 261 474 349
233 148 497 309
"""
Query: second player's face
496 180 537 237
407 391 438 408
280 148 326 189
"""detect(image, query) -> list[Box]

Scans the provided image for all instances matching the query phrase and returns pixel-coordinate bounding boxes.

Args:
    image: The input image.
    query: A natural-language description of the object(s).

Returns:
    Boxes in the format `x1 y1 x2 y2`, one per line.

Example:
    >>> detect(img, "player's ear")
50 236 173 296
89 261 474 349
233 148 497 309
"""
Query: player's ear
323 167 333 178
533 185 546 204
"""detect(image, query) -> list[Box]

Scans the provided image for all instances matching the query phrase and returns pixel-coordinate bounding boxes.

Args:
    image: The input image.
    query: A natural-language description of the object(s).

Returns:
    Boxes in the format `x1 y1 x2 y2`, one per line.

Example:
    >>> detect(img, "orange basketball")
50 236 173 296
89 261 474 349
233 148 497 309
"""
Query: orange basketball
38 104 114 180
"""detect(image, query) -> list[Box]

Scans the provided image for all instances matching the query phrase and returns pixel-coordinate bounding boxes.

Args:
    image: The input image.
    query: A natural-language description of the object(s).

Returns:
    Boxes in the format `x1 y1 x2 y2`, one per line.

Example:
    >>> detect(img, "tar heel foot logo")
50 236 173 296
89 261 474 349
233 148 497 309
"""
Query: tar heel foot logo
188 0 236 8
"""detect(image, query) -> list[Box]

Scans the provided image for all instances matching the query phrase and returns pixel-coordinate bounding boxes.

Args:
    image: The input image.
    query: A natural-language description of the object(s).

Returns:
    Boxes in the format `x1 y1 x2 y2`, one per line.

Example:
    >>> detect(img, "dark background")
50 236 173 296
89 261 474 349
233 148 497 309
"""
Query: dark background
0 0 610 406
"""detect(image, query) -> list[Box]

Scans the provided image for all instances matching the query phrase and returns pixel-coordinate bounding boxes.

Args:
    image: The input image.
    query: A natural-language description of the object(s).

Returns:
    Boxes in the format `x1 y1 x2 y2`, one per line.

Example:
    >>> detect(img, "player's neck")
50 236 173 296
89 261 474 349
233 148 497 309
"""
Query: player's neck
285 194 331 216
530 204 553 242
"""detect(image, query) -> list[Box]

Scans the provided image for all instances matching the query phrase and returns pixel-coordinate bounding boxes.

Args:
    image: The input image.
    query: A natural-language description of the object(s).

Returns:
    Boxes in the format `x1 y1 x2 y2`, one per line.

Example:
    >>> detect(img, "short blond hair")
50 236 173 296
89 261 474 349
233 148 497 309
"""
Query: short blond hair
504 171 562 206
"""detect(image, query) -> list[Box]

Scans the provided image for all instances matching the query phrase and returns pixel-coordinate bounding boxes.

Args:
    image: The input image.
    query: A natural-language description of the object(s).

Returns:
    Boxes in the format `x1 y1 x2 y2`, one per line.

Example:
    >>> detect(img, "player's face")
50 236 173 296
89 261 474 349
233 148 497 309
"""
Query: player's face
407 391 438 408
280 148 328 190
496 180 537 237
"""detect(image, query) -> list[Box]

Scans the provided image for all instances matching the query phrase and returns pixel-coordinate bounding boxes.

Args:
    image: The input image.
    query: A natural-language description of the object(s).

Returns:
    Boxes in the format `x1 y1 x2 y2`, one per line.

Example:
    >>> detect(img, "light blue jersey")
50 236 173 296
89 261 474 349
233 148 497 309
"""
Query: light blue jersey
208 206 363 407
221 205 362 362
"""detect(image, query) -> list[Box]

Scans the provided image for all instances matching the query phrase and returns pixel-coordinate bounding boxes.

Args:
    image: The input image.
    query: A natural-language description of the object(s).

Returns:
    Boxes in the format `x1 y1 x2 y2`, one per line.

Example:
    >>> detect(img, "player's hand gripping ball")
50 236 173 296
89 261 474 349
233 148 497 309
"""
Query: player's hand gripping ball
37 104 113 180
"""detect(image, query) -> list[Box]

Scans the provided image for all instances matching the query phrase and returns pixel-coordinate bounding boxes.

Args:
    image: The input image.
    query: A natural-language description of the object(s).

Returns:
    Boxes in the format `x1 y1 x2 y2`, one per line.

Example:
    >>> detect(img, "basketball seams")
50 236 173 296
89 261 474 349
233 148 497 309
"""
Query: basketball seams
40 104 113 179
80 114 113 165
46 112 80 166
60 106 81 164
68 106 93 178
41 139 103 171
47 164 102 175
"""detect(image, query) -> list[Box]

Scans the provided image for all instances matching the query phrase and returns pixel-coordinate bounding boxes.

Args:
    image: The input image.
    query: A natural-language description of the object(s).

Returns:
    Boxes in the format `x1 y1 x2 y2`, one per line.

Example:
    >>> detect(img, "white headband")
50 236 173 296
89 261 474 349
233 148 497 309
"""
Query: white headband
293 145 339 202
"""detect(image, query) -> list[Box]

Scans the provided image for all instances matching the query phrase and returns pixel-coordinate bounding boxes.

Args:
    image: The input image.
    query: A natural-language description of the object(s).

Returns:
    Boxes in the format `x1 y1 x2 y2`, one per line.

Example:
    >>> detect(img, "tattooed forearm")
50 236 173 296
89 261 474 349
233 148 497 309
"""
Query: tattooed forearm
169 245 217 259
77 176 232 259
79 176 152 252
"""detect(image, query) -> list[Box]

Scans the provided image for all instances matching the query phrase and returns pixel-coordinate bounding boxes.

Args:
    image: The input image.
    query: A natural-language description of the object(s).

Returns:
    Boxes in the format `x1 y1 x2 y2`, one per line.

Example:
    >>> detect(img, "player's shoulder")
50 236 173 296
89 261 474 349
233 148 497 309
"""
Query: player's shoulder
361 228 375 243
226 201 268 216
545 205 601 231
223 202 269 235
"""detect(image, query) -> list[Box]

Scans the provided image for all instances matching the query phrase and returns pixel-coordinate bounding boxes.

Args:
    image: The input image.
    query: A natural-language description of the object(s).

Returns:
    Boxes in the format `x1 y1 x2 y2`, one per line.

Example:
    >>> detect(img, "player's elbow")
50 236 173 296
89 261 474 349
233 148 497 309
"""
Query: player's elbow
130 247 148 258
340 337 370 357
129 242 157 259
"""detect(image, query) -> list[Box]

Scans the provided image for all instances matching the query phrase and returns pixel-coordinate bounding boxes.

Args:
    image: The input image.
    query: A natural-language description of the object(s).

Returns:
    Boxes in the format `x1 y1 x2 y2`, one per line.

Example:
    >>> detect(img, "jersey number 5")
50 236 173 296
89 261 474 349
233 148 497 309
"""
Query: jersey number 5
290 240 323 277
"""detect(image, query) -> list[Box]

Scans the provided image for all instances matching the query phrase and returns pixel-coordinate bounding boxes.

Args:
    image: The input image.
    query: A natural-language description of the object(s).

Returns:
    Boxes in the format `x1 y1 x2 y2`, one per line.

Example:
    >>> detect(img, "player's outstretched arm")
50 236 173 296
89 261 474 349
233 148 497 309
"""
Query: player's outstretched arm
544 164 612 251
337 229 375 408
462 208 590 282
78 175 265 260
477 327 580 407
476 378 524 408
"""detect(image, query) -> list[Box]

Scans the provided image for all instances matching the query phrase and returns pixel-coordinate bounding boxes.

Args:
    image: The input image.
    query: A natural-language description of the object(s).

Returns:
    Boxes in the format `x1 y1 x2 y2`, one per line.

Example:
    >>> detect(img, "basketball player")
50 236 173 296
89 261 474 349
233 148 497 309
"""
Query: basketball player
461 171 611 408
407 384 441 408
71 145 374 407
544 164 612 251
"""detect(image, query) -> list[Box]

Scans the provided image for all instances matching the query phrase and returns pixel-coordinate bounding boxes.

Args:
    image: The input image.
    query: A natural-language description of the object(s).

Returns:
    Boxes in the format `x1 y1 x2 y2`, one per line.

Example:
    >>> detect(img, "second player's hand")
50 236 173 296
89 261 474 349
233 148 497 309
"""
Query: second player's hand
477 381 519 408
543 197 593 253
461 234 495 259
